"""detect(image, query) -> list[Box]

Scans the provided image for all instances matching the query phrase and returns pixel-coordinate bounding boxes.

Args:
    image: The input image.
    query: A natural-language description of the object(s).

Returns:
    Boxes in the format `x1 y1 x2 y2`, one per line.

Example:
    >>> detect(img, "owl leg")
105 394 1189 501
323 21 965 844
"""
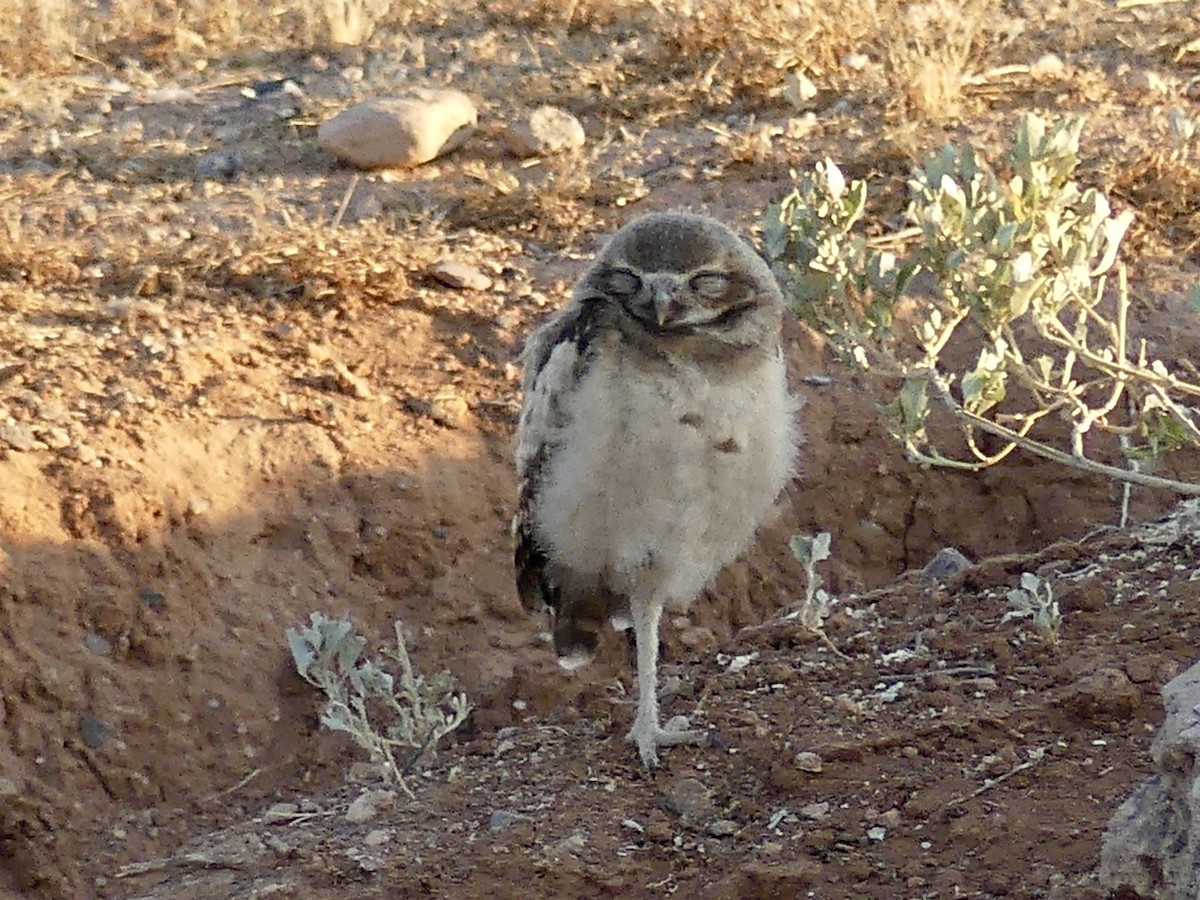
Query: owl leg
626 598 709 769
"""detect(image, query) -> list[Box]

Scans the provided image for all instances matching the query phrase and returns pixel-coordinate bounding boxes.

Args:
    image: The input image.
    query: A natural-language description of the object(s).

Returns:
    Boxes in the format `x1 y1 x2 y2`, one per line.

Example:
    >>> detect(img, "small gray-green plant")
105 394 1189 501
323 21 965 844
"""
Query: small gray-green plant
763 113 1200 504
788 531 834 630
1002 572 1061 645
287 613 471 797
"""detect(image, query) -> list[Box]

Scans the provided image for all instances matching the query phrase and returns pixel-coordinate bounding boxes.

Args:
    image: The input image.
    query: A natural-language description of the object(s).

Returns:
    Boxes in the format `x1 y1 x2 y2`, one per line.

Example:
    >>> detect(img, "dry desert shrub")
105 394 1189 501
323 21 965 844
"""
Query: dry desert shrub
0 0 439 74
883 0 999 122
1110 114 1200 254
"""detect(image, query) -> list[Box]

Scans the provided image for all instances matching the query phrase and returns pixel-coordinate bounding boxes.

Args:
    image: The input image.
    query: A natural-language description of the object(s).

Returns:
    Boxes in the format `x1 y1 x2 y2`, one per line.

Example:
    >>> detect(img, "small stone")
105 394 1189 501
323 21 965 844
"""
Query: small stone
147 87 197 104
351 190 383 222
488 809 520 832
68 444 98 465
663 776 715 827
41 427 71 449
878 808 903 828
783 70 818 108
345 789 396 823
187 497 212 517
347 761 388 783
1062 668 1140 723
0 777 19 796
707 819 738 837
793 751 824 773
37 399 69 423
363 828 391 847
842 53 870 71
921 547 971 583
318 91 477 168
551 832 588 857
430 261 492 291
504 105 586 158
677 625 718 655
429 393 470 428
0 422 39 451
84 632 112 656
263 802 299 823
79 713 113 749
799 801 830 821
1029 53 1066 80
195 151 240 181
138 588 166 612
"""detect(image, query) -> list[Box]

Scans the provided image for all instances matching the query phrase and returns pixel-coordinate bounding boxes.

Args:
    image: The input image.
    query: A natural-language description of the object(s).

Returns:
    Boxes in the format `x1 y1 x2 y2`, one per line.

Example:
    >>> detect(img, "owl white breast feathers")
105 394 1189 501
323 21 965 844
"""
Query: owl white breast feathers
513 211 799 768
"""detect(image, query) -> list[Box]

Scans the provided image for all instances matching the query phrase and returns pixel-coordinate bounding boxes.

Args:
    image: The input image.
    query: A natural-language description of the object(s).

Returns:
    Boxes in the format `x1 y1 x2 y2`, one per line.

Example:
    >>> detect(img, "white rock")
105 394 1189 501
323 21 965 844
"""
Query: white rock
1100 659 1200 897
1029 53 1066 81
345 789 397 823
783 70 818 108
318 90 477 169
504 105 586 158
430 261 492 291
364 828 391 847
793 750 824 773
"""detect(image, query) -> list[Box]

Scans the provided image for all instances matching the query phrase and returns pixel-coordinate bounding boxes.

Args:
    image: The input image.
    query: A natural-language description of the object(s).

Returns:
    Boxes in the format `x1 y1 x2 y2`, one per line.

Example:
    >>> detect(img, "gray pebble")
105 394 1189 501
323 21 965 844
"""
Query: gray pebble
195 152 240 181
707 818 739 837
920 547 972 583
138 588 166 612
84 632 112 656
0 422 39 451
663 776 715 826
488 809 520 831
79 714 113 749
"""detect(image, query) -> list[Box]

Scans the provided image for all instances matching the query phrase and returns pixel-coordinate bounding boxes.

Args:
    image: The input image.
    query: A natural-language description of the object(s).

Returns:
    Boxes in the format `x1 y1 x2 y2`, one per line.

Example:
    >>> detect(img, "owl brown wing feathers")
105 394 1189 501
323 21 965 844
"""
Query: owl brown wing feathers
513 298 619 665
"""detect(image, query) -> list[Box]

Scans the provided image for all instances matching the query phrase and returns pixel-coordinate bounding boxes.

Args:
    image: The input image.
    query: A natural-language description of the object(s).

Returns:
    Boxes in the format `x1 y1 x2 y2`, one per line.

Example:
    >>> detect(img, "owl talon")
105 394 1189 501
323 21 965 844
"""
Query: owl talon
626 721 711 770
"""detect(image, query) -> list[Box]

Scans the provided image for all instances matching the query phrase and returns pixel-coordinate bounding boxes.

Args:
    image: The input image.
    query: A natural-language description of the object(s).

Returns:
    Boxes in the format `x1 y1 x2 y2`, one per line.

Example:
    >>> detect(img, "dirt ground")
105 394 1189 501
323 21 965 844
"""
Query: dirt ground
2 1 1200 897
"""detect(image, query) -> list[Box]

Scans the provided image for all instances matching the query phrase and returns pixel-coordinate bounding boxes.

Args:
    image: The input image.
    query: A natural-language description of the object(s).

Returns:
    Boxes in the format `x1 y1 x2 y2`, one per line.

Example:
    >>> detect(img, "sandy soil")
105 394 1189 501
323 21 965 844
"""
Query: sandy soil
1 2 1199 897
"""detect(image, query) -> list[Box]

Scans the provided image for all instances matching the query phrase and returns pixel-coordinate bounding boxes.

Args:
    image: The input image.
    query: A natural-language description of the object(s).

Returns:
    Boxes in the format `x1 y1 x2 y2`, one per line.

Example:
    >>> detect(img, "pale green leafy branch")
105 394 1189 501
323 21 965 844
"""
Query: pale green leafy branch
763 113 1200 505
1003 572 1061 645
287 613 471 798
789 531 834 631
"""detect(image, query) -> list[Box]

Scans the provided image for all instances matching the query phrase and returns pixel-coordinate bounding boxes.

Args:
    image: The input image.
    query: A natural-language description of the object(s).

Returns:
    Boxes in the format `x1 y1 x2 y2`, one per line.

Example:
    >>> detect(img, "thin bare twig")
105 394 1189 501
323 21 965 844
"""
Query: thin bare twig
946 744 1051 808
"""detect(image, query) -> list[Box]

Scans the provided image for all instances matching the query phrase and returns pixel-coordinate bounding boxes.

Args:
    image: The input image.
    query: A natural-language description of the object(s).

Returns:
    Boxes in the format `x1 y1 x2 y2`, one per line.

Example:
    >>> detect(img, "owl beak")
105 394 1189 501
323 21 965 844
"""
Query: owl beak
652 287 676 326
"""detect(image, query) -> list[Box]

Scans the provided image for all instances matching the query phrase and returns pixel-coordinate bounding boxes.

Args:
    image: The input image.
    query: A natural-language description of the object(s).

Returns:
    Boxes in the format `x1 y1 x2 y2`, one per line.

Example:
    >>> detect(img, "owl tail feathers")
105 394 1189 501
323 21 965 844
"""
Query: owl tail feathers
551 586 623 671
553 615 601 671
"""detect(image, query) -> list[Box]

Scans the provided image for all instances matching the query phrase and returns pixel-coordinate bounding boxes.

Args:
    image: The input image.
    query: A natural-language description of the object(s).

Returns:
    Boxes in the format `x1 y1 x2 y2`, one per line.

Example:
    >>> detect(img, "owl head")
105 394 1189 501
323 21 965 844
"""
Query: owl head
578 211 785 352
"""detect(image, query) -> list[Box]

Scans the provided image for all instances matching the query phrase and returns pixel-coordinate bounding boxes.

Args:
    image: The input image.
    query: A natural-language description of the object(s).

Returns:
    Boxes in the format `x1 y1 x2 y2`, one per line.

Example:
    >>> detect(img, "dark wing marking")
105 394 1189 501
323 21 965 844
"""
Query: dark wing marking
513 447 556 614
513 297 606 617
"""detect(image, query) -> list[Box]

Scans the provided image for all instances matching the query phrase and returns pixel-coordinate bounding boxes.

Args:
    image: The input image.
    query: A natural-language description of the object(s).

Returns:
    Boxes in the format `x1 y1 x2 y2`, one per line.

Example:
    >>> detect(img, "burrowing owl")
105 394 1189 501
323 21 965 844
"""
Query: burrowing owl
513 211 798 769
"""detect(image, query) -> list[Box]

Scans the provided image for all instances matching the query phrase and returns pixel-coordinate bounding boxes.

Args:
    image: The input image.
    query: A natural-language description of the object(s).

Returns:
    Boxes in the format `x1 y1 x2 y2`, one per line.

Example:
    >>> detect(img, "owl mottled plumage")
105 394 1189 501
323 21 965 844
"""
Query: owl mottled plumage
513 211 798 768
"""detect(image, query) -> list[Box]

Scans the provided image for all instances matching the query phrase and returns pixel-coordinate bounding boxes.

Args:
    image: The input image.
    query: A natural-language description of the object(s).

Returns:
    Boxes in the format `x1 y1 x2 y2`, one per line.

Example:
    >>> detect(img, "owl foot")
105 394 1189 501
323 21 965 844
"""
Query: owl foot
626 716 713 770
